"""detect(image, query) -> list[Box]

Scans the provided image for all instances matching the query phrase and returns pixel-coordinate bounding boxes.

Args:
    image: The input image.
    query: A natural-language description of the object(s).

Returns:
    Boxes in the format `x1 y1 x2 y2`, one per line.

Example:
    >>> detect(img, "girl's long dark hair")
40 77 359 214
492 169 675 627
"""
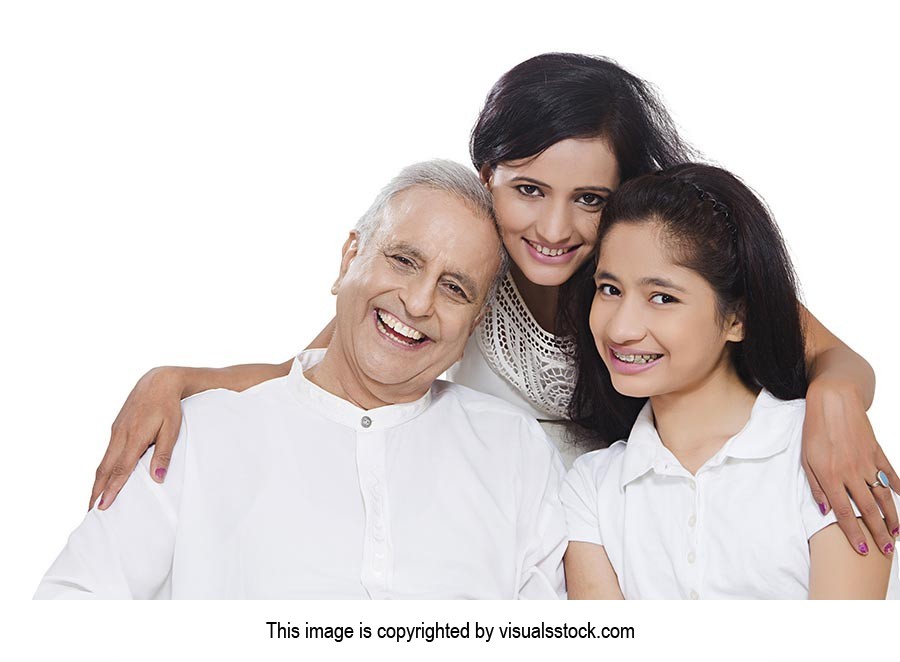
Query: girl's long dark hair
565 164 809 447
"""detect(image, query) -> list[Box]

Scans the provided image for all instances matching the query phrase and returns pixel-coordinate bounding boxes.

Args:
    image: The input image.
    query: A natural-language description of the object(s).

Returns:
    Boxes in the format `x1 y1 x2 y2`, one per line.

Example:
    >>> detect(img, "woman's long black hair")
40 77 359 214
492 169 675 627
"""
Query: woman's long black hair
565 164 809 447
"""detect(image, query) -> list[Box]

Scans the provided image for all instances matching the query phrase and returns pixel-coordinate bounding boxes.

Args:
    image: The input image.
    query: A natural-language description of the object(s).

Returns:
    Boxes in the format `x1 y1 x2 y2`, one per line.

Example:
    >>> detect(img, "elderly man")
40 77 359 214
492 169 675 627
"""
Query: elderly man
36 160 567 599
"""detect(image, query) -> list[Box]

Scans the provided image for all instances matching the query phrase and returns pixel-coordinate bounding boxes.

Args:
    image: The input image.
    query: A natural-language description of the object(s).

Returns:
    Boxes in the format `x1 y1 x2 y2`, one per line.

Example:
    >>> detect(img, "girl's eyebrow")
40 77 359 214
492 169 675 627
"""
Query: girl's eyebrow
595 270 688 294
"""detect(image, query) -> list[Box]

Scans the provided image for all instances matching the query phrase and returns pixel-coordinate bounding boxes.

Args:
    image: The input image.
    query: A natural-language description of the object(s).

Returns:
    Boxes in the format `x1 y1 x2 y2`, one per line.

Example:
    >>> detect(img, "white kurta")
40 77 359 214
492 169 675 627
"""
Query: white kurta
561 390 899 599
37 350 567 599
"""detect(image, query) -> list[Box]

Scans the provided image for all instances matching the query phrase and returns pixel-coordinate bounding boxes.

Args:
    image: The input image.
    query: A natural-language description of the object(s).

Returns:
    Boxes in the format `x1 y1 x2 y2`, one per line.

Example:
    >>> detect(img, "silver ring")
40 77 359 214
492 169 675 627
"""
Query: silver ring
868 470 891 490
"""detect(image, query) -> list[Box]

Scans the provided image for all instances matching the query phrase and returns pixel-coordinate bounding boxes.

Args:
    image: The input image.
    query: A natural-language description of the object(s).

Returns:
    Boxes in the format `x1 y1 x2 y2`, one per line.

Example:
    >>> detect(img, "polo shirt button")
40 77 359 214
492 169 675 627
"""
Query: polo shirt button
689 481 696 491
687 551 696 564
689 590 699 600
361 416 372 428
688 514 696 527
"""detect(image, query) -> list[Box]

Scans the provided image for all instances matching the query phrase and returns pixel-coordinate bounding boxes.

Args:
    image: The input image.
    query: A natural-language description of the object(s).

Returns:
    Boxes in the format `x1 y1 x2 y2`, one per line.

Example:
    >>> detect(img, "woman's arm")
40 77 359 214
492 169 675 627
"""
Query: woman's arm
808 522 892 599
800 306 899 557
90 318 337 510
563 542 624 599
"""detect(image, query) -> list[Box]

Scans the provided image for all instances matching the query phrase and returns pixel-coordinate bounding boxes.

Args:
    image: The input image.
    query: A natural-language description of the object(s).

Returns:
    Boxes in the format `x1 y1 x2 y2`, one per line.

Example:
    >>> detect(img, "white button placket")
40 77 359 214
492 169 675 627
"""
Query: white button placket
356 415 392 598
685 476 701 599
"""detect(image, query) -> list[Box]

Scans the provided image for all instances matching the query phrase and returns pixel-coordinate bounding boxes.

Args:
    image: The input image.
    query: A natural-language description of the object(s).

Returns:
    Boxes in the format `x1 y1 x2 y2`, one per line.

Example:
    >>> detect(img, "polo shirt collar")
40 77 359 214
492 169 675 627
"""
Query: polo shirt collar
619 389 794 487
289 349 433 430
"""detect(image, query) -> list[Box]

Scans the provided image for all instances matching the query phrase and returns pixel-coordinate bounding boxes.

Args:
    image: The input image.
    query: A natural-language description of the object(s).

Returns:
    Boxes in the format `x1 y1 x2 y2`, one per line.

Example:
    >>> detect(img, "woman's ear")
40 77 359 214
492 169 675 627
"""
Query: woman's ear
331 231 360 295
479 164 494 188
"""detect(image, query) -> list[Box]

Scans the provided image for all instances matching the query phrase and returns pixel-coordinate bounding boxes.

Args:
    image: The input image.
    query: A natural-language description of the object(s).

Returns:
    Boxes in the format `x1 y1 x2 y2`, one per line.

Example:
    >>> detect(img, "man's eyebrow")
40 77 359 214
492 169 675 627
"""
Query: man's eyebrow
383 241 479 301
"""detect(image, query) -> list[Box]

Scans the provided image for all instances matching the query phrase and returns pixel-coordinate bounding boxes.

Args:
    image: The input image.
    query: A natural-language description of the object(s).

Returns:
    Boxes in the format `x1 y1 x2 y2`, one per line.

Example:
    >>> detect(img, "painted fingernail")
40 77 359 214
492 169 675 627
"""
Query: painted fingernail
818 502 827 515
891 527 899 537
155 467 167 481
99 497 104 508
884 543 894 555
858 542 869 555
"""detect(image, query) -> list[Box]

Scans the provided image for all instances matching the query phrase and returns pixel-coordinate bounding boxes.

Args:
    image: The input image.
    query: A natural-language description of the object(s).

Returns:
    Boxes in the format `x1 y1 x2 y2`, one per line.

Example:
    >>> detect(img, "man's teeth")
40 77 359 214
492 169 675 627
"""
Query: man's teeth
528 240 573 257
377 310 425 341
613 351 662 364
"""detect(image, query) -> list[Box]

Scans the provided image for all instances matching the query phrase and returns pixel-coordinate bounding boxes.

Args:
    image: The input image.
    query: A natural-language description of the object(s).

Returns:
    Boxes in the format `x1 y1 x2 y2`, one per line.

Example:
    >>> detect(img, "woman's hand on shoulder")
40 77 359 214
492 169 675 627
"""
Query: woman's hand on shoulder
802 378 899 558
90 366 186 511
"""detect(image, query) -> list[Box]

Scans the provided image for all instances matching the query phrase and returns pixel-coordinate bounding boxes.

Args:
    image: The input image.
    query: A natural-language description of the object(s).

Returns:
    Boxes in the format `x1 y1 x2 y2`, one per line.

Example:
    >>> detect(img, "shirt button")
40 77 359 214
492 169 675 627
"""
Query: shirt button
687 551 696 564
688 514 696 527
361 416 372 428
689 590 699 600
689 481 696 491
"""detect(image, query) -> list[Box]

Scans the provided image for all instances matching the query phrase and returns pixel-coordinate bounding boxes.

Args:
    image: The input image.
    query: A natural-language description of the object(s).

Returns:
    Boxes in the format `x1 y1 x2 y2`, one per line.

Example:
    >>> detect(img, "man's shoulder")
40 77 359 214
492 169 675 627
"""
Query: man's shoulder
180 374 293 423
430 379 540 421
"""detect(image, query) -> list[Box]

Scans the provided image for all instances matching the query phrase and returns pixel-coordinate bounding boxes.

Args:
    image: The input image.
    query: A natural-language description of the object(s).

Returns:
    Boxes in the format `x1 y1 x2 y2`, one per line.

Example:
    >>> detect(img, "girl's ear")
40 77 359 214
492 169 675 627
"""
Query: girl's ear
479 164 494 188
725 307 745 343
331 231 360 294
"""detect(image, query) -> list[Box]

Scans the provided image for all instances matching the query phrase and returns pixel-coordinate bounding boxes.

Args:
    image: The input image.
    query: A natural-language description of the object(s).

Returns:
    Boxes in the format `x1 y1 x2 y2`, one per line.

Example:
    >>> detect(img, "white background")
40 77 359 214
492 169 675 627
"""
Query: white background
1 1 898 660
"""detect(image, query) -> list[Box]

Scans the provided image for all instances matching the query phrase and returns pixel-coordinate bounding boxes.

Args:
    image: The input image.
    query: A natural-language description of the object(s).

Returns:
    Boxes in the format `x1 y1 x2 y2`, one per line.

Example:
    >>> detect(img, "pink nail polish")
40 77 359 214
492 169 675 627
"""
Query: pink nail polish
155 467 167 481
818 502 827 515
885 543 895 555
892 527 899 537
99 497 104 508
858 542 869 555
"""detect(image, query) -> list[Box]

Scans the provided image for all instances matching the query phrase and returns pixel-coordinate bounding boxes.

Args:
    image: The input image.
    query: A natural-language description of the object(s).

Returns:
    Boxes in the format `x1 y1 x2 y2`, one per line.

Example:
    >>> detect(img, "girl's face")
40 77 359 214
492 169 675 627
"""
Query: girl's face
487 138 620 287
589 222 744 399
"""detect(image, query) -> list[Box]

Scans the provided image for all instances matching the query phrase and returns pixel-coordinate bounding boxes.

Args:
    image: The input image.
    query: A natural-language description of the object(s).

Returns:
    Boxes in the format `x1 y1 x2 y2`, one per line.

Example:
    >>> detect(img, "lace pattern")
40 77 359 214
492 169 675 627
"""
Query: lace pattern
475 274 576 419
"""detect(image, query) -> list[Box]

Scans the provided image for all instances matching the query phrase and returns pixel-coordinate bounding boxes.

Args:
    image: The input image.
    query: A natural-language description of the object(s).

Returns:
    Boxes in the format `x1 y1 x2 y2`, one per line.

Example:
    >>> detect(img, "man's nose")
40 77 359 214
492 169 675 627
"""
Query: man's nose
399 278 436 318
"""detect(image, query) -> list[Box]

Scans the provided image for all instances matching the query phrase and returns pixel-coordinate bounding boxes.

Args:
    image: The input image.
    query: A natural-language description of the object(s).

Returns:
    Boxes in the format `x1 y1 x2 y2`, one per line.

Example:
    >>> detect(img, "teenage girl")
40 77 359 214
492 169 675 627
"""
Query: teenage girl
561 164 895 598
89 54 898 556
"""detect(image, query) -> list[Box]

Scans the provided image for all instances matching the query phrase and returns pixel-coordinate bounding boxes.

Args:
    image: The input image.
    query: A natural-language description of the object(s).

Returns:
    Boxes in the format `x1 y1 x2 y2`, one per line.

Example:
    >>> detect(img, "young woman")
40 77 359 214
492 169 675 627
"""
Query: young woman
90 53 898 556
561 164 896 598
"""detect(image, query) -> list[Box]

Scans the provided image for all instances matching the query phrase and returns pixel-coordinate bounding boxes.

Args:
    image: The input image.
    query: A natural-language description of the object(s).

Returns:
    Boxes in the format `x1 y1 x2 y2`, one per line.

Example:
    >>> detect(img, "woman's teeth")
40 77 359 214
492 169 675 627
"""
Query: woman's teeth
613 351 663 364
377 310 425 342
527 240 575 257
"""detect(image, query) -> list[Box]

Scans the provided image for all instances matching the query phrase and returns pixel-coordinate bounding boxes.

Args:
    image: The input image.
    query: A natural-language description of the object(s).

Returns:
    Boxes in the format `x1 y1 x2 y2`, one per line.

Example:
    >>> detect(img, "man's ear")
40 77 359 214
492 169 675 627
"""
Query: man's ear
331 231 360 295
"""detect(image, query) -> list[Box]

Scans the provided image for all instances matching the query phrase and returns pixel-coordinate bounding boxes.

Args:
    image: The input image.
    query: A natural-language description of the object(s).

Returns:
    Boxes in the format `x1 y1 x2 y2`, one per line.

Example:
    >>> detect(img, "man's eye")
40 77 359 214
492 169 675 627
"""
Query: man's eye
577 193 606 208
650 293 678 304
390 255 415 268
598 283 620 296
444 281 469 300
516 184 542 197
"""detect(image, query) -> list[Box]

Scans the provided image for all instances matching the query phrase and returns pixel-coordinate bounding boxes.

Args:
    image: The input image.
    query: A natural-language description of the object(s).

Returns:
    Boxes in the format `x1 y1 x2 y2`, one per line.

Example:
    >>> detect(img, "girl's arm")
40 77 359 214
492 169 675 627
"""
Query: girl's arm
89 318 337 510
800 306 899 557
808 522 892 599
563 542 624 600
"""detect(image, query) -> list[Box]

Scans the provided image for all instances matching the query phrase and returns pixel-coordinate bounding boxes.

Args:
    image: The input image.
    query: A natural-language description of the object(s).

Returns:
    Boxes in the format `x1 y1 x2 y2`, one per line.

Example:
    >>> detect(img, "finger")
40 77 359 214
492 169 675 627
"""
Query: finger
824 483 870 555
97 431 154 510
801 457 830 515
846 477 895 557
875 450 900 500
871 484 899 545
90 435 122 510
149 419 178 483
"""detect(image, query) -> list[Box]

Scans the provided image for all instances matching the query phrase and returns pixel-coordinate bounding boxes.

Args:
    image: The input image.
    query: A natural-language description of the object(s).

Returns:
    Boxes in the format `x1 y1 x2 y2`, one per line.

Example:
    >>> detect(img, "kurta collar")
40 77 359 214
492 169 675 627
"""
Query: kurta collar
619 389 796 487
289 349 433 431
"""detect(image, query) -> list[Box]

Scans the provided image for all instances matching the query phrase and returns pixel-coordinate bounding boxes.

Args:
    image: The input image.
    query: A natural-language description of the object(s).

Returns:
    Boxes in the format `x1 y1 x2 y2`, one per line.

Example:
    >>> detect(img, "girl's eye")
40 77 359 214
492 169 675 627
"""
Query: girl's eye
516 184 542 197
577 192 606 208
650 293 678 304
598 283 621 296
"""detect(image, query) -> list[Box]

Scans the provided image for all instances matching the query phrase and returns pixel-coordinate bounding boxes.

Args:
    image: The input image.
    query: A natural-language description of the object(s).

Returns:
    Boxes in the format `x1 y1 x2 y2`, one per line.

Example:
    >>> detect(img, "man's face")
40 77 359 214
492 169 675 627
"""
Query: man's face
332 186 502 400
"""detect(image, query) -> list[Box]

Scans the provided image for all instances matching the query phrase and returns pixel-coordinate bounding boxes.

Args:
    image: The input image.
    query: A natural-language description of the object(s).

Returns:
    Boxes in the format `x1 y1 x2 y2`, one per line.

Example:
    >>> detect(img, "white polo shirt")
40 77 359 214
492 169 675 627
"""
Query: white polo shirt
561 390 897 599
36 350 567 599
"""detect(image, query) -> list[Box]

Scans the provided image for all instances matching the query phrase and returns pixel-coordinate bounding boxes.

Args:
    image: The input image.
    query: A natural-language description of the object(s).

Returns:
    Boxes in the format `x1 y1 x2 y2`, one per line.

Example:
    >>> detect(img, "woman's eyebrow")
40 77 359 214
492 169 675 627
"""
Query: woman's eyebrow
639 276 687 293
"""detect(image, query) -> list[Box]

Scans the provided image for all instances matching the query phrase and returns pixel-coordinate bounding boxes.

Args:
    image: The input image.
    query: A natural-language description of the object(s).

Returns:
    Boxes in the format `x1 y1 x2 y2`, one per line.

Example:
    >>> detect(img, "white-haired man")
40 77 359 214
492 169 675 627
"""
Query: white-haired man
36 160 567 599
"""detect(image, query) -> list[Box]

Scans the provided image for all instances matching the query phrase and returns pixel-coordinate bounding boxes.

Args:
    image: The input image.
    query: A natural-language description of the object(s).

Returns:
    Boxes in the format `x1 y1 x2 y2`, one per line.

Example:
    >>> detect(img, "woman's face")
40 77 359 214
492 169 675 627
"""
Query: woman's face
487 138 620 287
589 222 744 400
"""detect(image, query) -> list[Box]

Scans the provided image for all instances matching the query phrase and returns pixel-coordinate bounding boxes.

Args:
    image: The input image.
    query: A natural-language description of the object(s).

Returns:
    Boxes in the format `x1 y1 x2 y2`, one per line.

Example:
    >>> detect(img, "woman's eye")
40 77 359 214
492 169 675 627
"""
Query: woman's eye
516 184 542 197
577 193 606 208
650 293 677 304
598 283 621 296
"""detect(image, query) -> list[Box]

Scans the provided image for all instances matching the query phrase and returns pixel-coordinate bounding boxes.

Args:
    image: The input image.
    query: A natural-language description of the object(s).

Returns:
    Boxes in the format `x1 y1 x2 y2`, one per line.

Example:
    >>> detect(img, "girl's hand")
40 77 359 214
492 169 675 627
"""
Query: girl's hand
802 378 899 557
89 367 185 511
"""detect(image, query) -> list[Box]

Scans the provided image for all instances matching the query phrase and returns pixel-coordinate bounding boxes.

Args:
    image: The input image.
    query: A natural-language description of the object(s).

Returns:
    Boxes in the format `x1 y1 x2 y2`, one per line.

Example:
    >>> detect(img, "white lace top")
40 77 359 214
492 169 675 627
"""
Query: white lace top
448 274 582 466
